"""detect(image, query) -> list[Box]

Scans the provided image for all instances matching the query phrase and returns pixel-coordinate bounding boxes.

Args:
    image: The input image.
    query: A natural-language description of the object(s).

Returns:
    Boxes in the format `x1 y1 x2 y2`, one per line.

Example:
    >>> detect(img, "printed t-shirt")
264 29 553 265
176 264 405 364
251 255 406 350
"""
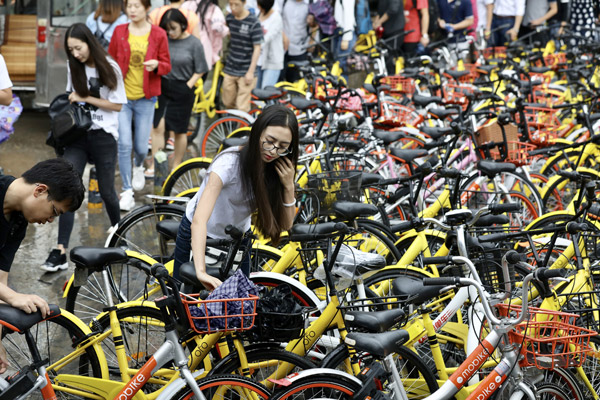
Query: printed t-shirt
124 32 150 100
67 59 127 140
185 148 254 238
0 175 27 272
224 13 263 77
404 0 427 43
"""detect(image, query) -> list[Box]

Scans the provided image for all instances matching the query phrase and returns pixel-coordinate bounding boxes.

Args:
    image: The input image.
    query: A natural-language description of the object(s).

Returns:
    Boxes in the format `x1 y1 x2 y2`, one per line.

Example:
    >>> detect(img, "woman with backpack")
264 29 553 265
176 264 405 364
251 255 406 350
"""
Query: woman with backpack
86 0 129 50
182 0 230 69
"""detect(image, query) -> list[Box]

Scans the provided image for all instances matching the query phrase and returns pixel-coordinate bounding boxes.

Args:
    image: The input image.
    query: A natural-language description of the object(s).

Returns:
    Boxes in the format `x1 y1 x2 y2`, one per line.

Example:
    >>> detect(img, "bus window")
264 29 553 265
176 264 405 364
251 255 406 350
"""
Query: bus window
51 0 97 28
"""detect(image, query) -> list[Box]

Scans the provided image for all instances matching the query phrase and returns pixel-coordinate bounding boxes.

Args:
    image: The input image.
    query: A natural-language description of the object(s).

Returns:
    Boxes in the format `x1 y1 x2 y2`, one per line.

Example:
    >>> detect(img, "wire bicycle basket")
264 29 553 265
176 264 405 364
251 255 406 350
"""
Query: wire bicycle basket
496 304 597 369
181 294 258 334
307 170 363 214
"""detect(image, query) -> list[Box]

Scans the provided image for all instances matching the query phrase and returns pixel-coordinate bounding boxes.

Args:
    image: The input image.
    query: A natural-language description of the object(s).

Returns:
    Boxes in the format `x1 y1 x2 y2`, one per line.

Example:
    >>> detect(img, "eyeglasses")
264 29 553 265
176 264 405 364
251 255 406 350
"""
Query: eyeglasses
50 199 60 218
262 140 291 156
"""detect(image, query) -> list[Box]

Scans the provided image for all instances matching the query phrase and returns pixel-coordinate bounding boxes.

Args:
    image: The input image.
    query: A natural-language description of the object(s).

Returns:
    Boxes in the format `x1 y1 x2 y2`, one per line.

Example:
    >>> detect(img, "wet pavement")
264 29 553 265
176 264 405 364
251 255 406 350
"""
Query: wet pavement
0 110 197 308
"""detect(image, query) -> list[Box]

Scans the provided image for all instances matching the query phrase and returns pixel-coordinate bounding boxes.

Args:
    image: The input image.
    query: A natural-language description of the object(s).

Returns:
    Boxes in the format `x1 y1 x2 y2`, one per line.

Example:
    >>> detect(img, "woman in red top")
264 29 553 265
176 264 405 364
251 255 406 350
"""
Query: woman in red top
403 0 430 56
108 0 171 211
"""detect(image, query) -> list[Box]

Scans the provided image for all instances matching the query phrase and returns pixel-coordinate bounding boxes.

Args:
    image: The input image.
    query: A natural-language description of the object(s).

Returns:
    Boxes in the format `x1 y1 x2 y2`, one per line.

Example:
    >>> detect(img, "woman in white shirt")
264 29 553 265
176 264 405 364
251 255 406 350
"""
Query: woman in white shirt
173 105 299 290
257 0 284 88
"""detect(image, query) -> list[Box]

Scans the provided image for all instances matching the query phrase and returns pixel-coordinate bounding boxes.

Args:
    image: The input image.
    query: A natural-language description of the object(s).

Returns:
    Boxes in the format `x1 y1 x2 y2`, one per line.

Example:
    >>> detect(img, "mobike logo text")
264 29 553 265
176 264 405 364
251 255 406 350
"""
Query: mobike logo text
417 310 451 345
449 340 494 387
471 372 504 400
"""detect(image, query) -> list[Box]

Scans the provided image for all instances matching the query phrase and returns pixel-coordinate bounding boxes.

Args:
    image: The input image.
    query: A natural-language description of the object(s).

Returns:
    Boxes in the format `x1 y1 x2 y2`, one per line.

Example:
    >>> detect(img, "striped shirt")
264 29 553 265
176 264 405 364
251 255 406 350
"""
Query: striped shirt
224 13 263 76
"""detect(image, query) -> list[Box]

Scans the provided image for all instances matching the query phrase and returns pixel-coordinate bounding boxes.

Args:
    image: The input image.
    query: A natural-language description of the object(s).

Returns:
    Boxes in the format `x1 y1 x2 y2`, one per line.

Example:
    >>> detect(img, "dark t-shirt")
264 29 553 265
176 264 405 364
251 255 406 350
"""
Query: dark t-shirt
165 35 209 81
377 0 406 38
437 0 473 35
0 175 27 272
224 13 263 77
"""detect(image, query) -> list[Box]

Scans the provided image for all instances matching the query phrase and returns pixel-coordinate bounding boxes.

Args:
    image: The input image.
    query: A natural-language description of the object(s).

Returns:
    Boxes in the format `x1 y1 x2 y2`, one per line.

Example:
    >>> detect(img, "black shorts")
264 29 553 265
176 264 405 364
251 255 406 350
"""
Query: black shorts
153 79 195 134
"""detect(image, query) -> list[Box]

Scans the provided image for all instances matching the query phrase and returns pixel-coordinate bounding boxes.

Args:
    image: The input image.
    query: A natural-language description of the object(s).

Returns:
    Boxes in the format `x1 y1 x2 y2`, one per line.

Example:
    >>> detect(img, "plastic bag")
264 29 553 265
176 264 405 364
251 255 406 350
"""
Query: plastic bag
314 244 386 290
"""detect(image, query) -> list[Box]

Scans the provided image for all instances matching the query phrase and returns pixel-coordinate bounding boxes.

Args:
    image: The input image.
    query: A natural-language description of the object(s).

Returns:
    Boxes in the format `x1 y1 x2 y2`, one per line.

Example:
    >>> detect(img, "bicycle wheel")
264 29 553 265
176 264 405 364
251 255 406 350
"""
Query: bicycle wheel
209 346 317 386
248 247 283 273
270 373 361 400
65 255 159 325
161 158 212 197
321 344 438 398
579 335 600 399
107 203 186 261
352 220 402 264
201 116 249 157
94 305 167 374
459 170 544 227
3 311 105 400
170 374 271 400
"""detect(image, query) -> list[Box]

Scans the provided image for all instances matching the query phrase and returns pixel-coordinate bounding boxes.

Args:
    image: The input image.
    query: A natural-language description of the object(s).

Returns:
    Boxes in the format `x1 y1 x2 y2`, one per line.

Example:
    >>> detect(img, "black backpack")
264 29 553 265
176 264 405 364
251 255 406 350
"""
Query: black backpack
412 0 441 41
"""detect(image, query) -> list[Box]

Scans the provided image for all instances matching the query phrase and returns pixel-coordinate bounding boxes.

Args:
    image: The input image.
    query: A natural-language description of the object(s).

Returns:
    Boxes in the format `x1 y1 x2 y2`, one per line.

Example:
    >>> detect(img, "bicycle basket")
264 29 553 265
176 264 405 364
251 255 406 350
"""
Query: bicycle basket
181 293 258 334
496 304 597 369
306 170 362 214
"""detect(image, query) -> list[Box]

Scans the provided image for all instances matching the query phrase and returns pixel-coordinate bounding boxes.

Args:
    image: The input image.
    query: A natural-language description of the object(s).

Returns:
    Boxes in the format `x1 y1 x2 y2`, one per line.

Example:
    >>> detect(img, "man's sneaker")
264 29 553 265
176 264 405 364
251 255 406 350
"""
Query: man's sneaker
119 190 135 212
132 165 146 191
40 249 68 272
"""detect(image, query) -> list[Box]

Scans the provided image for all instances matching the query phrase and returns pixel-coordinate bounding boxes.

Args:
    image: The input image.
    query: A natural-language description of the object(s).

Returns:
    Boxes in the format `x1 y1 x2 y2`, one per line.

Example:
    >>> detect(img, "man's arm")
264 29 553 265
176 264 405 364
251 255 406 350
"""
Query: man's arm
244 43 261 85
0 271 50 316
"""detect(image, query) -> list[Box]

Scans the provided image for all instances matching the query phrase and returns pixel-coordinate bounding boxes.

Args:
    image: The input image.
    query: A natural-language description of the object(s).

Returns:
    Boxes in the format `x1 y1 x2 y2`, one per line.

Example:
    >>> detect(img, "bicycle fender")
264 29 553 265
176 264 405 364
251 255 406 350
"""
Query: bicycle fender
249 271 323 309
154 370 206 400
269 368 362 387
93 300 160 323
222 109 254 123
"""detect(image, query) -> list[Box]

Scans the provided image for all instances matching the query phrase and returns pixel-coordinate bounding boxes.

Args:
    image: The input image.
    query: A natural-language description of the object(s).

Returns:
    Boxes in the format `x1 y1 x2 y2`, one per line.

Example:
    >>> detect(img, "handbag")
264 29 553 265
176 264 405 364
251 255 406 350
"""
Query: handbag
46 93 92 153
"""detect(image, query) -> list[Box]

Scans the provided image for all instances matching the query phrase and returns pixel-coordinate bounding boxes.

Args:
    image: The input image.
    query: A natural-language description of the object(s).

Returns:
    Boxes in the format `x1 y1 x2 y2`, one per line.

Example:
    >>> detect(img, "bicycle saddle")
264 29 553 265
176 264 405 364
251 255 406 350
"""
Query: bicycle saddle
251 87 283 101
412 94 443 108
222 137 248 150
346 329 410 358
446 70 470 80
70 247 128 272
290 97 322 111
476 160 516 177
290 222 345 237
388 148 429 164
179 261 230 289
331 201 378 221
391 275 447 307
344 308 406 333
157 219 180 241
372 129 406 145
475 65 497 74
0 303 61 335
360 173 384 187
420 126 452 140
529 66 551 74
429 108 459 120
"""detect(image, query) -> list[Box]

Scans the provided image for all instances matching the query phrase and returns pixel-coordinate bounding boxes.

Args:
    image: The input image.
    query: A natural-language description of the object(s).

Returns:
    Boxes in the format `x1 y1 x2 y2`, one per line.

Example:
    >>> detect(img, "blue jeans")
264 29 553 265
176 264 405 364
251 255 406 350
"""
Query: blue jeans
174 216 250 282
257 68 281 89
490 15 515 48
118 97 156 191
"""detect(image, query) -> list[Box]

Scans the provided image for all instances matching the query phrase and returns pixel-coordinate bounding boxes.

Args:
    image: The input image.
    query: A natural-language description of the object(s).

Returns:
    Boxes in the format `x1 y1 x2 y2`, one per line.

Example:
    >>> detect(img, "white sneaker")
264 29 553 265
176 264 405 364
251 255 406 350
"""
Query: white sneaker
119 190 135 212
132 165 146 191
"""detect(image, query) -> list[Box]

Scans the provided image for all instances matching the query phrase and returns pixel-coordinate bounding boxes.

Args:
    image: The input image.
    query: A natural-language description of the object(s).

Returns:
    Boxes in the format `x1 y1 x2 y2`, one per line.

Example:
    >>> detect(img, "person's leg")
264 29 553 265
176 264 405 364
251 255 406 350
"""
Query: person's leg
88 129 121 227
256 67 264 90
285 53 307 83
132 97 156 168
236 75 257 112
261 69 281 89
221 73 238 109
41 138 87 272
117 100 134 192
173 215 193 280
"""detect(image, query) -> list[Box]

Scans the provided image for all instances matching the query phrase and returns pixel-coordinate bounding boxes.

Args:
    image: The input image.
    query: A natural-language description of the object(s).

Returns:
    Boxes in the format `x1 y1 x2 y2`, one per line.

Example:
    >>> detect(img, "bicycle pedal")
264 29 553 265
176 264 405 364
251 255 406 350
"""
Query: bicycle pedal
0 367 37 400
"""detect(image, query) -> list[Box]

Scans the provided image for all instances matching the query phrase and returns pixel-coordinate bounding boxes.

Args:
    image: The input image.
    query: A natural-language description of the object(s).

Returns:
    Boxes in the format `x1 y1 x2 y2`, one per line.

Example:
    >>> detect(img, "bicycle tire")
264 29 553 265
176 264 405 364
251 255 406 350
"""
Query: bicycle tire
201 116 249 157
541 169 600 212
353 219 402 264
169 374 271 400
106 203 186 261
209 345 317 386
161 158 212 197
250 275 320 308
270 372 362 400
3 311 105 400
321 343 439 397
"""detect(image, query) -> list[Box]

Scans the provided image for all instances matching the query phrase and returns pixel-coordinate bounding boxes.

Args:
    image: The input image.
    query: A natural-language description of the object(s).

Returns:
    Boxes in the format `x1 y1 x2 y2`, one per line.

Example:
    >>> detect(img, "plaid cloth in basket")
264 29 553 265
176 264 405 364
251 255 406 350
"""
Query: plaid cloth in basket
189 270 260 331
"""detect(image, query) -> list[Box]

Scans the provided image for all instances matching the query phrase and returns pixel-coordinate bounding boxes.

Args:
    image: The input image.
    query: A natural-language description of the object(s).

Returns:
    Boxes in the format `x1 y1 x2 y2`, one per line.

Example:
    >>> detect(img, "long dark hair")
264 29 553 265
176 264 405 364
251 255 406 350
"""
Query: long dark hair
64 23 118 97
195 0 219 29
94 0 124 24
240 105 299 243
